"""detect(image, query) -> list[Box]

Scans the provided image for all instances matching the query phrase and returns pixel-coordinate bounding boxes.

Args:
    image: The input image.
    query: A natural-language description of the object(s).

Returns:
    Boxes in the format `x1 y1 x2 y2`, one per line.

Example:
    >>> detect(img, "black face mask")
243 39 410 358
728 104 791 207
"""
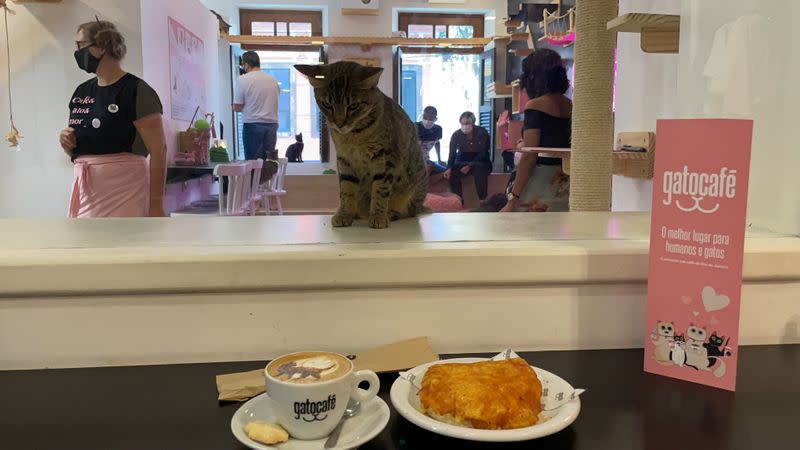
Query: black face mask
239 64 247 76
74 46 103 74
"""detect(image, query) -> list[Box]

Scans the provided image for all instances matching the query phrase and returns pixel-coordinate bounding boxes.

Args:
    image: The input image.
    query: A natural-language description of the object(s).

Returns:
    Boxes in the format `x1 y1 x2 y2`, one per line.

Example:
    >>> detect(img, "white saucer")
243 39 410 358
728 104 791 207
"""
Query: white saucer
231 389 390 450
390 358 581 442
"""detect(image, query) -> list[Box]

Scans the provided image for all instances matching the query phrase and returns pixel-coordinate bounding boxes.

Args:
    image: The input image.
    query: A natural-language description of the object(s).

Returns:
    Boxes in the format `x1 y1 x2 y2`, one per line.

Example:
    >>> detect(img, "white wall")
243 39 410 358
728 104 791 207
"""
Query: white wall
198 0 504 37
0 1 143 218
140 0 220 164
611 0 680 212
678 0 800 235
326 45 394 96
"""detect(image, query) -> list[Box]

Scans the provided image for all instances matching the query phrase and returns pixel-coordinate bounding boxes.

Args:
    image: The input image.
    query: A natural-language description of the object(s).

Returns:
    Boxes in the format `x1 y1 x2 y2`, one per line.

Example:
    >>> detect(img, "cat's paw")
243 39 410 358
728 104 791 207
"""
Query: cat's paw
331 213 354 227
368 214 390 229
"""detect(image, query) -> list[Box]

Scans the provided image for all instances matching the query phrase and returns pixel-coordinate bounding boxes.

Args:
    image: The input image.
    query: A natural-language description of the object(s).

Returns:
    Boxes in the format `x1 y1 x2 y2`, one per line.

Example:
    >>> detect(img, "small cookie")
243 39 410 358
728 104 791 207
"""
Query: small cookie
244 421 289 445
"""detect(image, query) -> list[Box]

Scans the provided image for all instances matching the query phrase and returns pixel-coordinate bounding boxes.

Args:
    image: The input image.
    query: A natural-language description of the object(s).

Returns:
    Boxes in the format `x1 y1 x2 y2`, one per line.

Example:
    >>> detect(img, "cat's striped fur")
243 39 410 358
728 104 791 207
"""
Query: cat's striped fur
295 62 428 229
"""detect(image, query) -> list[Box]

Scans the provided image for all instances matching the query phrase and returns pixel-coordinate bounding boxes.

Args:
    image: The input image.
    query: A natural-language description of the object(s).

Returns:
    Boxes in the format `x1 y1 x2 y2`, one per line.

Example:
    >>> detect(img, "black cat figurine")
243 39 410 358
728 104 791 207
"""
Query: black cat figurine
704 332 732 357
286 133 304 163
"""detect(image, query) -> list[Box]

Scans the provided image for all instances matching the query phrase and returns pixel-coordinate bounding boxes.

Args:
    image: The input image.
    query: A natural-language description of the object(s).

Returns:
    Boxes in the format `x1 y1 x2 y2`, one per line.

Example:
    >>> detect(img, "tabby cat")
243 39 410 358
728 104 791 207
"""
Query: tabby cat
295 62 428 229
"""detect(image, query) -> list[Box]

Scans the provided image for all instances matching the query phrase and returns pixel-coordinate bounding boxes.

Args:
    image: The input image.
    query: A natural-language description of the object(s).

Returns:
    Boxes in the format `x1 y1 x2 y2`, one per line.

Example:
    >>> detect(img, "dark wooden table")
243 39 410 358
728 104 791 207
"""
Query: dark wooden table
1 346 798 450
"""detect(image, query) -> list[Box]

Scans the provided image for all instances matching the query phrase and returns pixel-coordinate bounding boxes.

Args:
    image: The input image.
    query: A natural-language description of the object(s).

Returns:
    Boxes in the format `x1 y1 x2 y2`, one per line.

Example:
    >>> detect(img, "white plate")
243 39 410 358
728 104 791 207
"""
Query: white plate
390 357 581 442
231 390 390 450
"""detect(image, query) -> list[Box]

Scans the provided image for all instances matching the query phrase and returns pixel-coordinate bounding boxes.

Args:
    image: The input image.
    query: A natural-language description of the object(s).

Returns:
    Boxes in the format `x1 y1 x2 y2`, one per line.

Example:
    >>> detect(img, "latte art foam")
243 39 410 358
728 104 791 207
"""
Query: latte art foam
268 352 350 384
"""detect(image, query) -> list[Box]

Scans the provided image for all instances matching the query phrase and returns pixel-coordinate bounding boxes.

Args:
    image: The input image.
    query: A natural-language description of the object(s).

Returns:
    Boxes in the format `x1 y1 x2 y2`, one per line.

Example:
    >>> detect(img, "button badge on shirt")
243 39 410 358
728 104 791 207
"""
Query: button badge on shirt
108 104 119 114
92 118 102 129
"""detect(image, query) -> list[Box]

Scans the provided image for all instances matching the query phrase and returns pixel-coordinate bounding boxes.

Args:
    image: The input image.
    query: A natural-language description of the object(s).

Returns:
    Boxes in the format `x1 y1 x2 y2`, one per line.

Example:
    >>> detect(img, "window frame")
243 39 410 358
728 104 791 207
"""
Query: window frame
238 9 330 163
398 12 485 55
240 9 323 52
398 12 485 38
240 9 323 36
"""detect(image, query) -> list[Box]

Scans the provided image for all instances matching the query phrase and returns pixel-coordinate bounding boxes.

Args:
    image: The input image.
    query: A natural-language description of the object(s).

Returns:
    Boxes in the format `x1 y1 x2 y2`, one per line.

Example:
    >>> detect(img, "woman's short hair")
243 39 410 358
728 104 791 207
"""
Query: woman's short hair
520 48 570 98
459 111 476 125
77 20 127 60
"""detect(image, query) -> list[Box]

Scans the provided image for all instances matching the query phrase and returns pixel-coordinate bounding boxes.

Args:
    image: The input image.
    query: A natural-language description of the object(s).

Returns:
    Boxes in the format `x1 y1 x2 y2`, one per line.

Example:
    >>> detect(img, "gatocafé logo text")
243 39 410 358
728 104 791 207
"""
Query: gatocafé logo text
662 166 737 214
294 395 336 422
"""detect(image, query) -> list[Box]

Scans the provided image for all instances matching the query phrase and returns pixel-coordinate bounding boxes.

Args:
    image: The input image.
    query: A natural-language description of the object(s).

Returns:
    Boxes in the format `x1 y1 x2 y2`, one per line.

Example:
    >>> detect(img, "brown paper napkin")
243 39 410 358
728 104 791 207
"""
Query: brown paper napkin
216 369 266 402
216 337 439 401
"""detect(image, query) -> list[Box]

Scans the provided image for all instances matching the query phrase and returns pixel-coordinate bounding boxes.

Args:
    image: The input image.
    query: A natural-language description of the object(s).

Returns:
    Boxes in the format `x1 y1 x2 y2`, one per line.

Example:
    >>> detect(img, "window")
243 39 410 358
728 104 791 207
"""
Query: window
398 13 485 39
448 25 474 39
240 9 323 37
289 22 313 37
237 10 327 161
252 22 275 36
408 24 434 39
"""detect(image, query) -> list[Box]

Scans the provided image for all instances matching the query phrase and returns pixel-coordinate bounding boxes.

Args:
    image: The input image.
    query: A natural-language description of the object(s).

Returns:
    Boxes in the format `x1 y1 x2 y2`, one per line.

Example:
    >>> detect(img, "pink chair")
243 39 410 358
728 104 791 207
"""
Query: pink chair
261 158 288 215
246 159 264 216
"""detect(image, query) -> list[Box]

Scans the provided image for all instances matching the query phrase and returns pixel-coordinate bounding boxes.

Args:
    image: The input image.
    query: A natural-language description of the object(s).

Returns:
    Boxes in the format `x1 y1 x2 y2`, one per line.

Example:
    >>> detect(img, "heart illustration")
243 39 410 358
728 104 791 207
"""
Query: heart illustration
702 286 731 312
710 316 721 325
692 311 700 317
681 296 692 305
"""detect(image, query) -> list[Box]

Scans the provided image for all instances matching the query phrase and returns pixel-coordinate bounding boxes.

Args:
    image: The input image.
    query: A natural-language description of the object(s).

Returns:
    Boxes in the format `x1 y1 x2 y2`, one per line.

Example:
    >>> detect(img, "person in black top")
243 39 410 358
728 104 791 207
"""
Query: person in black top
59 20 166 218
415 106 445 174
501 49 571 213
443 111 492 203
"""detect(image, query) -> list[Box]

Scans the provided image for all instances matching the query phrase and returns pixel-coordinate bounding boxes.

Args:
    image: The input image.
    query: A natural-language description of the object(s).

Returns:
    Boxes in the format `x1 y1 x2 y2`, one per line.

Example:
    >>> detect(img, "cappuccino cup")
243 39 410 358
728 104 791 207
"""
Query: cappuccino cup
264 351 380 440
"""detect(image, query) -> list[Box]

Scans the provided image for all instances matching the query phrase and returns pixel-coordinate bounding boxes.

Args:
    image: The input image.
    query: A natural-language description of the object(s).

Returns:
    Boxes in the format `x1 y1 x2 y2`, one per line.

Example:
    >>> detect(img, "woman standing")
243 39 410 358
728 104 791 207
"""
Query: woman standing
501 49 571 213
60 20 166 217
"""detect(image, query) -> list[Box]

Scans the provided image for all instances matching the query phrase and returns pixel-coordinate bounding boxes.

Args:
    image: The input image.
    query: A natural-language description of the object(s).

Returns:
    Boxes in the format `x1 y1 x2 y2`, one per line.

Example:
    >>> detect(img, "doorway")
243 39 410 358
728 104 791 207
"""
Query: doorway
400 52 482 163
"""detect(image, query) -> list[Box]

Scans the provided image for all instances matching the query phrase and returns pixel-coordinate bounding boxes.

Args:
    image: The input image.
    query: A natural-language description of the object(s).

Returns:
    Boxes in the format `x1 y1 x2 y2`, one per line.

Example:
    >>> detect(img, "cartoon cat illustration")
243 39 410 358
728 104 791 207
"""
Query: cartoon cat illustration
668 334 687 366
651 321 675 364
684 324 727 377
704 332 732 358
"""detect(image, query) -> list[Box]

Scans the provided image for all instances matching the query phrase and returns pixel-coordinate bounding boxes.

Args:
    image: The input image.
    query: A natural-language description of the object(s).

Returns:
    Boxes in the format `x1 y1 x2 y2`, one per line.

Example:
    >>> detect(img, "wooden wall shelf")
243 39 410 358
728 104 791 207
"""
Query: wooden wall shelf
511 32 530 41
515 147 572 174
607 13 680 54
612 132 656 179
226 34 491 48
488 82 513 99
341 8 380 16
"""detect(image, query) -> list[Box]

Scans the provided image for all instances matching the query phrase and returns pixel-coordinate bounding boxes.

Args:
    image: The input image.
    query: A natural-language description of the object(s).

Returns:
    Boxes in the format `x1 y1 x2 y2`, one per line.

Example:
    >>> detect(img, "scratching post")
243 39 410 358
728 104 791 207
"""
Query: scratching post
569 0 618 211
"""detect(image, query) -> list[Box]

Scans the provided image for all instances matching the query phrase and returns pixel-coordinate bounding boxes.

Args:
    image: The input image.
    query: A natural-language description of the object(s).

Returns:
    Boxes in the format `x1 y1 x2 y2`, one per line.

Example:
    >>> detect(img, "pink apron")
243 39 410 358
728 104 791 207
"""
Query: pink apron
69 153 150 218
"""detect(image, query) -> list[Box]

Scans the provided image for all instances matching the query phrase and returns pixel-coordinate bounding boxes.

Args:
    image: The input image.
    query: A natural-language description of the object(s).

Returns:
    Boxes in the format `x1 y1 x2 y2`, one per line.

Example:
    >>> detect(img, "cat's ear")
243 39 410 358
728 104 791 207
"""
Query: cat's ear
355 66 384 89
295 64 327 88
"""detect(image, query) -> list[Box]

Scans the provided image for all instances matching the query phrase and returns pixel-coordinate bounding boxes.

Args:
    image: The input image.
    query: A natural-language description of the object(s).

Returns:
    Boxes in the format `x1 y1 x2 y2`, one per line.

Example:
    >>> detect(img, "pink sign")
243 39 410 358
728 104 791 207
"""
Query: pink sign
644 119 753 391
168 17 206 122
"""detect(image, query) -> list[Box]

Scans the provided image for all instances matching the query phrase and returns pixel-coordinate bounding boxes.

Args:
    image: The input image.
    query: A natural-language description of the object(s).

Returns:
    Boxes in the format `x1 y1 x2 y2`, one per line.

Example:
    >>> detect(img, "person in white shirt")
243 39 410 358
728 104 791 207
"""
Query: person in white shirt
233 51 280 160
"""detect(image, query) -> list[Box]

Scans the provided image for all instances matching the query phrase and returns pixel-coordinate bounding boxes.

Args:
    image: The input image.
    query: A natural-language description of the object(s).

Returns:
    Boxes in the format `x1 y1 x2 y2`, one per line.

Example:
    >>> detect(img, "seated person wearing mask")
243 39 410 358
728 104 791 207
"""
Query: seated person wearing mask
415 106 446 175
443 111 492 204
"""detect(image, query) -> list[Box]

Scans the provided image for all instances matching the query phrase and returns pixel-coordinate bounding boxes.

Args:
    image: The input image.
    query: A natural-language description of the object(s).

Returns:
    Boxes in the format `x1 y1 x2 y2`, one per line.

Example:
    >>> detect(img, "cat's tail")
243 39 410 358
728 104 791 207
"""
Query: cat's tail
712 358 727 378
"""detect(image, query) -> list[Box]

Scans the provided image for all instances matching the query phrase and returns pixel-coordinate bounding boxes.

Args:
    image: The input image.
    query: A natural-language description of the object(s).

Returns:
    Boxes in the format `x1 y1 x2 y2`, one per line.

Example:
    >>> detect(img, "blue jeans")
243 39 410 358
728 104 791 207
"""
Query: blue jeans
428 161 447 175
243 122 278 160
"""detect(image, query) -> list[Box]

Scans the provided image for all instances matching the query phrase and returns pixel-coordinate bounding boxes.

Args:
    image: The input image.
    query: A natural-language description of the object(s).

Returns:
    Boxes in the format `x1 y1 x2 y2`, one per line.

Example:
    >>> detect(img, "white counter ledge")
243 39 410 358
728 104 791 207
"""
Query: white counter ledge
0 212 797 296
1 212 798 370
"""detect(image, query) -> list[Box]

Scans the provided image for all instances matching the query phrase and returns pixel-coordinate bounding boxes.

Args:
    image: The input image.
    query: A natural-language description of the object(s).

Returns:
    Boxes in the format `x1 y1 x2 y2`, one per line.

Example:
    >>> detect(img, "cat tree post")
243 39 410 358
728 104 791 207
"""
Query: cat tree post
569 0 618 211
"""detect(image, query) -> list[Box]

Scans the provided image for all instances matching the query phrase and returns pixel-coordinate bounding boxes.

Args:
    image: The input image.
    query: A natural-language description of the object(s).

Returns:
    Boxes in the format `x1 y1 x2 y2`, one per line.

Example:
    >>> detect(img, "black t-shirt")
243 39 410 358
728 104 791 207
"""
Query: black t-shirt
68 73 163 160
415 122 443 143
